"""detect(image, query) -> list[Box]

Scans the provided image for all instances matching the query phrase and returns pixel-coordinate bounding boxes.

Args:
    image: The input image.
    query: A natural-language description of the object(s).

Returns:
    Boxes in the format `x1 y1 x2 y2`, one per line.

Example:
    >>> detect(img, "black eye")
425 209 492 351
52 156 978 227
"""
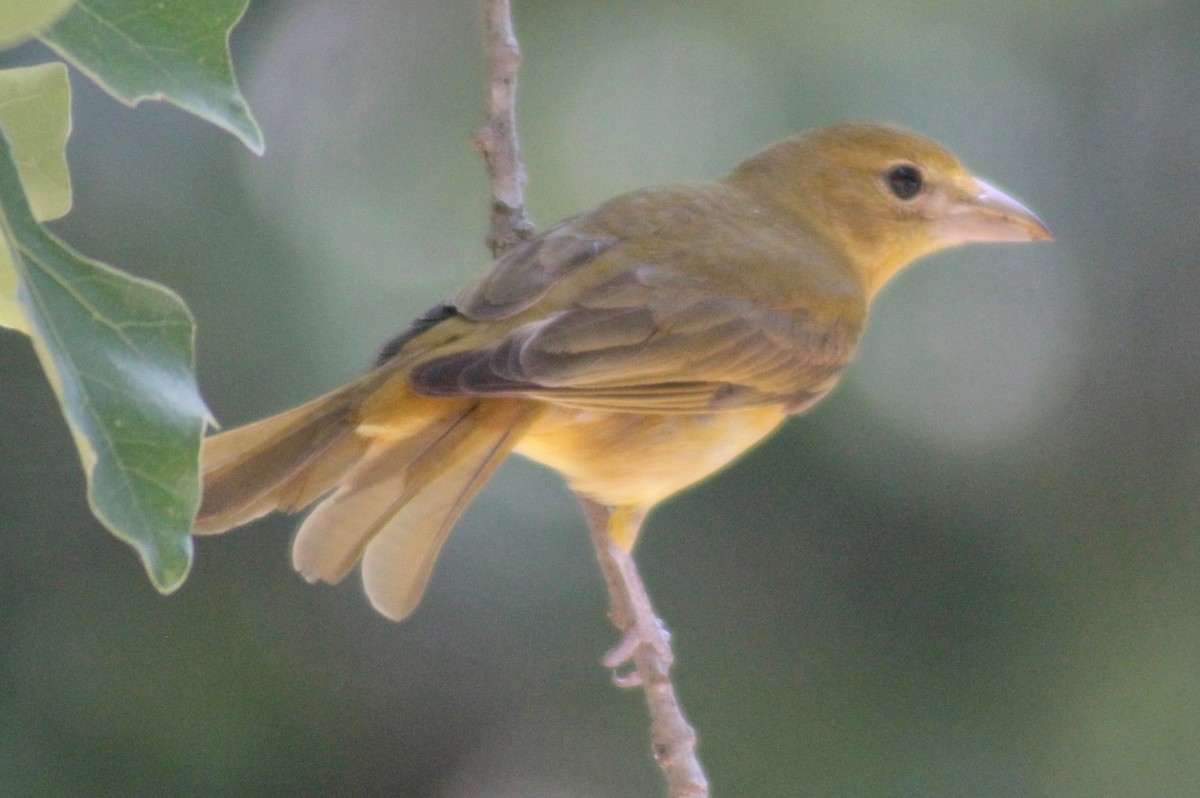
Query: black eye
886 164 924 200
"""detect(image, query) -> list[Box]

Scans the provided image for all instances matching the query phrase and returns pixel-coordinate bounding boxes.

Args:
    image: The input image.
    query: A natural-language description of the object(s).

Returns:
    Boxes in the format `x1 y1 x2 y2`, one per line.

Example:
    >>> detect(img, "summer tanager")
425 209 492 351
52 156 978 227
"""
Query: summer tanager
195 122 1050 621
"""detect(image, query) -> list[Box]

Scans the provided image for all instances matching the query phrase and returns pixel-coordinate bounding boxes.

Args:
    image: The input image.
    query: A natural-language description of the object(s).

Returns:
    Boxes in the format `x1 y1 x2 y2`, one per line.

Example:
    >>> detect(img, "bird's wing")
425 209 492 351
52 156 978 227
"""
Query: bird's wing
373 220 620 367
409 262 859 414
455 219 620 321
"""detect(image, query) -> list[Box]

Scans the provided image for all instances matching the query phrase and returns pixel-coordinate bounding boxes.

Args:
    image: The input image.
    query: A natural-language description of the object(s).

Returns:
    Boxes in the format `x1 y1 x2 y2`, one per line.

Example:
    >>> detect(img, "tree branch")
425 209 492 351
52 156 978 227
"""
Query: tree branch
475 0 534 258
475 3 709 795
579 498 710 798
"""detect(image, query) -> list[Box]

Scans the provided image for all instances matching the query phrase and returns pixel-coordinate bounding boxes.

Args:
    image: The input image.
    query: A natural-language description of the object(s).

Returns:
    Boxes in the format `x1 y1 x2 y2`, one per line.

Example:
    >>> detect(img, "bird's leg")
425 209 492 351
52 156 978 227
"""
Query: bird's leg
601 540 675 685
578 500 670 683
577 496 709 797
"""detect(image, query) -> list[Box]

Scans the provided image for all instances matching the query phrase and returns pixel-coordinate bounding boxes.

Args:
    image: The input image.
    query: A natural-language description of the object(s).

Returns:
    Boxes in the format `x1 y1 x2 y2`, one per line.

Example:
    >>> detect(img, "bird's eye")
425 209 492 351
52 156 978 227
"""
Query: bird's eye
885 164 924 200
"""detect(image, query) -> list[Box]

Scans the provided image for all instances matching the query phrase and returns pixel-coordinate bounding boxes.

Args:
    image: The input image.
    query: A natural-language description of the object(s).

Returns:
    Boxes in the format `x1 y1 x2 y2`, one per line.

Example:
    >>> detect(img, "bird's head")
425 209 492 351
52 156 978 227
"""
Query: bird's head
729 122 1052 297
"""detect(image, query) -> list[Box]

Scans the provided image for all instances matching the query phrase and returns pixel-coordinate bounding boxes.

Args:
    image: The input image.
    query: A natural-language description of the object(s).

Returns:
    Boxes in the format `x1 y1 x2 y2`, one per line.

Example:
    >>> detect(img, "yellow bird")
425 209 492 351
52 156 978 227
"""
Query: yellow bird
195 122 1051 622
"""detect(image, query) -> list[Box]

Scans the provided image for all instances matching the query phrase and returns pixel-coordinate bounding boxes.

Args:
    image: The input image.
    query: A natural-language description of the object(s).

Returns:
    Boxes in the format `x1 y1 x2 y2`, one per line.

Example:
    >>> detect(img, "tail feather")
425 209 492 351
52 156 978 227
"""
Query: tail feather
360 401 537 619
195 377 374 534
291 400 539 619
289 399 482 585
194 373 541 620
270 432 371 513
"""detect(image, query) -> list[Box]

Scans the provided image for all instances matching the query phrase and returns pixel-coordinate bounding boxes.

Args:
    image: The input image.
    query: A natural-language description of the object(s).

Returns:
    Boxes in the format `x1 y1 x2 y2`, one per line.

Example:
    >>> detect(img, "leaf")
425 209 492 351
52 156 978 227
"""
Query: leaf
40 0 263 154
0 64 73 221
0 63 73 333
0 0 76 49
0 127 210 592
0 247 21 331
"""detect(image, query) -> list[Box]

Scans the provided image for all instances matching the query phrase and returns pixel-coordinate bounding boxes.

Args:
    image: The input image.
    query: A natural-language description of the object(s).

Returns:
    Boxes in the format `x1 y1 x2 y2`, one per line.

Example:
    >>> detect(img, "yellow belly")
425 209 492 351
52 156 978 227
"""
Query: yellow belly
515 405 788 510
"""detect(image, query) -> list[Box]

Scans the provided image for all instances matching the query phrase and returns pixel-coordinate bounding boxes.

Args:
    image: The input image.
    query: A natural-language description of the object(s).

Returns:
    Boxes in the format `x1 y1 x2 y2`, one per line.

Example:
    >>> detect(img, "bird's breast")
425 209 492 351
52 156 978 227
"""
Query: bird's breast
514 404 789 510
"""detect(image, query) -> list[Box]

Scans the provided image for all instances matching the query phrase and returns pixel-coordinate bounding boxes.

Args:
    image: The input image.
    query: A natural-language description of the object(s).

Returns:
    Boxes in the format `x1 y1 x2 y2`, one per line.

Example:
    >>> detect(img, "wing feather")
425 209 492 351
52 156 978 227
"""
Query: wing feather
410 267 858 413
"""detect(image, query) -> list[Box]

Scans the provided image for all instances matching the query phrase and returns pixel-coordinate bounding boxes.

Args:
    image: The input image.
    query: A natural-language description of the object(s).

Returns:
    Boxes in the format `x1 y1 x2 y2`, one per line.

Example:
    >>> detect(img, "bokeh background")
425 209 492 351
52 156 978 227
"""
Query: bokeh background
2 0 1199 795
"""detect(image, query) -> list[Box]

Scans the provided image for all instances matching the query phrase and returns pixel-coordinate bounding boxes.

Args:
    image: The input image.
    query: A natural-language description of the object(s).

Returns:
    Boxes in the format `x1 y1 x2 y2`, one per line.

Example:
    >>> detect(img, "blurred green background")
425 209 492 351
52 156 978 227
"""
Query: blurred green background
3 0 1199 795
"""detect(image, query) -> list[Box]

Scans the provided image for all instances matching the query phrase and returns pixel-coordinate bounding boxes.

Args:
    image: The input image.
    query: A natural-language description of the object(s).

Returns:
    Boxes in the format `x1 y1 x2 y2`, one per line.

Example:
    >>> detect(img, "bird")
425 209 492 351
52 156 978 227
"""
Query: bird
194 122 1051 629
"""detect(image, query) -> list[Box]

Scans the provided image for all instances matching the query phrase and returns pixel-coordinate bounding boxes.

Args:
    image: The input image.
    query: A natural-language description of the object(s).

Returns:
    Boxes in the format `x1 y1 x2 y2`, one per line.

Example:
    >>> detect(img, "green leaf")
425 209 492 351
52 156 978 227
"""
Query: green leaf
0 0 76 48
0 246 21 331
0 63 73 333
41 0 263 154
0 64 73 221
0 128 210 592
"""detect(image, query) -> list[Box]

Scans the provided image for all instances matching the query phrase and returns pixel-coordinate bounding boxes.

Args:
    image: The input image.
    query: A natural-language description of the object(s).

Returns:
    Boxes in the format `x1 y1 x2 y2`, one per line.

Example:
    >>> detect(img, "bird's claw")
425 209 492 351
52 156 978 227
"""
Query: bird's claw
603 618 673 688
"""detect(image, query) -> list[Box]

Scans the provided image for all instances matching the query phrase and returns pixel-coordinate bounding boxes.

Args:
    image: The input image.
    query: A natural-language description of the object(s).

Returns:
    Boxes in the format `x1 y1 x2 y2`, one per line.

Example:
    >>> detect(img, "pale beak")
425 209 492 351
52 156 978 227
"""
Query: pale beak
937 178 1053 243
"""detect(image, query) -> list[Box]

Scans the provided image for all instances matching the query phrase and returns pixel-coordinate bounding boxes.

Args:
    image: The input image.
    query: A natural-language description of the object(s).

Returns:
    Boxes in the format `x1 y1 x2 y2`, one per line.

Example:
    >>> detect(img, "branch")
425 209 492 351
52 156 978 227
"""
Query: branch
475 0 534 258
475 4 708 795
579 499 710 796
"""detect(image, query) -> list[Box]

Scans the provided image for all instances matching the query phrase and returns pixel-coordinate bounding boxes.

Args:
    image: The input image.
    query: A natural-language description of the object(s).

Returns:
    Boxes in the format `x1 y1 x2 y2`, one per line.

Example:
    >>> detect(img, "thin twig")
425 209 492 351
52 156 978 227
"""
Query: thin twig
476 0 534 258
476 3 708 795
579 498 710 798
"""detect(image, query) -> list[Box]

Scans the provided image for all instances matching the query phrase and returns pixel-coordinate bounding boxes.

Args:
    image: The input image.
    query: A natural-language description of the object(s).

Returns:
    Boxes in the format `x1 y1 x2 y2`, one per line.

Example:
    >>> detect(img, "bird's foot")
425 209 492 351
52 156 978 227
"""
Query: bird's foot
604 615 674 688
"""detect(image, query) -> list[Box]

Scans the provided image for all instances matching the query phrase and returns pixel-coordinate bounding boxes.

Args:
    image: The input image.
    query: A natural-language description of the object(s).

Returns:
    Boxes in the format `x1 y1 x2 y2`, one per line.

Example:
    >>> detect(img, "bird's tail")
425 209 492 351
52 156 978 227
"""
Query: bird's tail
194 374 540 619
